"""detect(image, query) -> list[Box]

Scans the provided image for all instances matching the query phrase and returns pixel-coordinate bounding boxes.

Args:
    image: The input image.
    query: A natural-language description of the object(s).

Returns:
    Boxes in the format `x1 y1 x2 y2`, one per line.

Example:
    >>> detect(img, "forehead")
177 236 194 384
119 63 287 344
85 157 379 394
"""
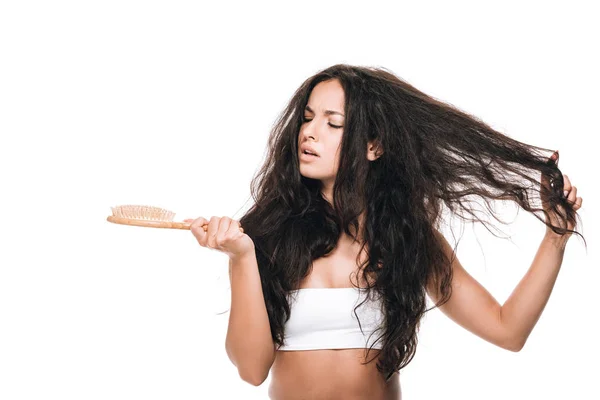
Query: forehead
306 80 345 112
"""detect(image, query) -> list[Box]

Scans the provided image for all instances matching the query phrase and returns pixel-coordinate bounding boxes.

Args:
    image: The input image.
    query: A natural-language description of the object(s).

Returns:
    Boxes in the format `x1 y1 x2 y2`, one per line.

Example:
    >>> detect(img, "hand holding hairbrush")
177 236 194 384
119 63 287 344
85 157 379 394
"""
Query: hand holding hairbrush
106 205 244 233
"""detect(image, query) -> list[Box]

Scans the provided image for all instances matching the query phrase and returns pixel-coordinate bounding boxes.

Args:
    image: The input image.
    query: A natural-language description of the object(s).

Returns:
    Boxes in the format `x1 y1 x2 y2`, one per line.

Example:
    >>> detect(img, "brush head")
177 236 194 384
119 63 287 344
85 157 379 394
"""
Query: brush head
107 204 191 230
110 205 176 221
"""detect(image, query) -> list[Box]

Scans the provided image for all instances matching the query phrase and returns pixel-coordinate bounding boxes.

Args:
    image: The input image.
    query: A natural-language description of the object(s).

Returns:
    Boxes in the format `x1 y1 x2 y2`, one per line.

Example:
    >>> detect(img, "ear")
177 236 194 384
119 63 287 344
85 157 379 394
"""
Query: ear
367 140 384 161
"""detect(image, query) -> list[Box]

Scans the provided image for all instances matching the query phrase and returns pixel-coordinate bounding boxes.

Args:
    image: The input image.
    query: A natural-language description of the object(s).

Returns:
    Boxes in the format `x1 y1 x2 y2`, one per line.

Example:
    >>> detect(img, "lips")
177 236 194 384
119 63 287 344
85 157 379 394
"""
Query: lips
300 144 319 157
300 151 319 161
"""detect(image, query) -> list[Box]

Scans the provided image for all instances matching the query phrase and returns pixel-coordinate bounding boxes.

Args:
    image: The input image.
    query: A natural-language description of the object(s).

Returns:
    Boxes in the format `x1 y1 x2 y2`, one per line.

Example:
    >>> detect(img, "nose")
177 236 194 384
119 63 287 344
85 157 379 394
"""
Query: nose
300 121 317 142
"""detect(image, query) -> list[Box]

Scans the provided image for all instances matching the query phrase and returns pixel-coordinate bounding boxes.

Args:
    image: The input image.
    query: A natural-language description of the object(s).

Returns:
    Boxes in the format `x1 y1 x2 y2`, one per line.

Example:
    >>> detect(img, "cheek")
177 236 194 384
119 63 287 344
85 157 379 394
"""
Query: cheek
325 147 341 169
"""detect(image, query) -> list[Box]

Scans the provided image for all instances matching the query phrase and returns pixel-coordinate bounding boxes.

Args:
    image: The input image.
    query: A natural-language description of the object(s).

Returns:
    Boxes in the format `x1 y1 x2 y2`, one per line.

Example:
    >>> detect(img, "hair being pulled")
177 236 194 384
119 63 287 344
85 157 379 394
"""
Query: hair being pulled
238 64 584 380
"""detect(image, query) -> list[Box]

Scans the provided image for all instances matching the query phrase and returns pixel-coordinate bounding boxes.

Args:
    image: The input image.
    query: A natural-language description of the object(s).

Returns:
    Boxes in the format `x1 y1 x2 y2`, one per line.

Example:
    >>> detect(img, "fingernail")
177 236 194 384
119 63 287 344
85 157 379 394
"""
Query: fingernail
564 190 569 197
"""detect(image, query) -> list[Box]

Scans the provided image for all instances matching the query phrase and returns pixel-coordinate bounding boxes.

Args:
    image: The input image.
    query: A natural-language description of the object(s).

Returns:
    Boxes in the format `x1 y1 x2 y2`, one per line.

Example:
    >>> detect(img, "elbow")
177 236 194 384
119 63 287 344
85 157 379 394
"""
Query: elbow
225 340 275 386
505 342 524 352
226 349 270 386
503 336 526 352
239 368 269 386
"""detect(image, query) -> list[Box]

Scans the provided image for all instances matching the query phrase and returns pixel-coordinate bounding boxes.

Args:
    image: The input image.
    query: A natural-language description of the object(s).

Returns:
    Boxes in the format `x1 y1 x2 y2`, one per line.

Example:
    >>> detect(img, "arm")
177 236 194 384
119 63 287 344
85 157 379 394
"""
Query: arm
427 171 582 351
225 250 276 386
426 229 567 352
499 234 567 350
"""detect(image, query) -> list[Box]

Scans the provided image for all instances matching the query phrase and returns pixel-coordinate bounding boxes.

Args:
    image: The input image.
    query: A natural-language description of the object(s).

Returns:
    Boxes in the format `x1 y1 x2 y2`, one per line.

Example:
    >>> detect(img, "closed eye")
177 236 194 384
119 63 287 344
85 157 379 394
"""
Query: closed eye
302 117 343 129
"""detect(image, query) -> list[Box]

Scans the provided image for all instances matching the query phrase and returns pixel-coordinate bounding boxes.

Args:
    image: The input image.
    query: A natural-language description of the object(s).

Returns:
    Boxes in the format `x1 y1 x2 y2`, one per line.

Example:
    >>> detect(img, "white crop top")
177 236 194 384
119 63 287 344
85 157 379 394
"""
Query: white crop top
277 287 386 351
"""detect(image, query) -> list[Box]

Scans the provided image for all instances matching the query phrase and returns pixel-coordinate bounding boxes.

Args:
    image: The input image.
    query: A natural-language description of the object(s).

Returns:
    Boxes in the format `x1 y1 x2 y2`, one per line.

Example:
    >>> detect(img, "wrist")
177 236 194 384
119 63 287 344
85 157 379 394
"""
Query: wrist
229 248 256 264
543 230 569 250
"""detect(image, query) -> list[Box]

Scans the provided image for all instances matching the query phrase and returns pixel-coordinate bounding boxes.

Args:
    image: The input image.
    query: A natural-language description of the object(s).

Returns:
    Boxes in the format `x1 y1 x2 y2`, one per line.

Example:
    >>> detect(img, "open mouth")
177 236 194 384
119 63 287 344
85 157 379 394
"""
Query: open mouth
300 150 319 160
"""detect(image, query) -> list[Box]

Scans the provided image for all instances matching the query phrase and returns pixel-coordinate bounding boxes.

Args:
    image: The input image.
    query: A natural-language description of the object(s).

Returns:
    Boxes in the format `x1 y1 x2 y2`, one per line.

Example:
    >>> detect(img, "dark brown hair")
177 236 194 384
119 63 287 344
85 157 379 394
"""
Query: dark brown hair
238 64 584 380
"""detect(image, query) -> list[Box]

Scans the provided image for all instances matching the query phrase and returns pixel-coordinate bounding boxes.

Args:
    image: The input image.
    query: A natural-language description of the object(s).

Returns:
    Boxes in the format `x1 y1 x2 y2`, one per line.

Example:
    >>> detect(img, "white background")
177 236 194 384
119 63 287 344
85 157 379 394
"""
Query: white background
1 1 598 399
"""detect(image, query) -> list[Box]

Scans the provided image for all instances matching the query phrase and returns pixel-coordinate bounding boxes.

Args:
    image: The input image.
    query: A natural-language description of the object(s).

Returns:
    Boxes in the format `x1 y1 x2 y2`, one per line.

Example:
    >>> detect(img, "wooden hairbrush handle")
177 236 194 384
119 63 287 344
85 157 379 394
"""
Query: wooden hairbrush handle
106 216 243 232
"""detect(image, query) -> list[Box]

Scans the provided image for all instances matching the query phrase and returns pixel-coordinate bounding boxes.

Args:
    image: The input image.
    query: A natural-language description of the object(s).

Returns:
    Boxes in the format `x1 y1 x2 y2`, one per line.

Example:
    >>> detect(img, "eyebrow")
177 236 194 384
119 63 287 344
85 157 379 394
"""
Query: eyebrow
305 105 345 117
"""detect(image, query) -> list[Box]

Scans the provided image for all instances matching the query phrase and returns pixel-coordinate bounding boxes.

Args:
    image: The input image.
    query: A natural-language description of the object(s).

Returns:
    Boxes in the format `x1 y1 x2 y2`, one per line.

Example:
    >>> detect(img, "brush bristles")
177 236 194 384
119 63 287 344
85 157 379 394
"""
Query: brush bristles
111 205 176 221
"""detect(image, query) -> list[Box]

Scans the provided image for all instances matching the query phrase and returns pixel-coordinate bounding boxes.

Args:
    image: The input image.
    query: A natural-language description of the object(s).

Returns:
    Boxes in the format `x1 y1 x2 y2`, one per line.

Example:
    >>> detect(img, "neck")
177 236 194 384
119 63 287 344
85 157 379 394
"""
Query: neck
320 182 334 206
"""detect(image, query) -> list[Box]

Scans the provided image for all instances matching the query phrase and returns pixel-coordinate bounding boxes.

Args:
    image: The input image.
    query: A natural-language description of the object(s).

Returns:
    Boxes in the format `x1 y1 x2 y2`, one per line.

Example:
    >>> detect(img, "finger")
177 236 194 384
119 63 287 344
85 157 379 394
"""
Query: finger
225 219 243 239
226 219 242 235
188 217 208 244
215 217 233 246
195 218 210 231
574 197 583 210
189 216 207 232
562 174 572 195
206 216 221 248
567 186 577 203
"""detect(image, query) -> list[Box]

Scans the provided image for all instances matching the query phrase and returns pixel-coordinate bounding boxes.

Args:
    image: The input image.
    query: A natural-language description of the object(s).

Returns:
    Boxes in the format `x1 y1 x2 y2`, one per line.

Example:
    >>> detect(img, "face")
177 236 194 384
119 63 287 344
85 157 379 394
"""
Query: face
298 79 346 189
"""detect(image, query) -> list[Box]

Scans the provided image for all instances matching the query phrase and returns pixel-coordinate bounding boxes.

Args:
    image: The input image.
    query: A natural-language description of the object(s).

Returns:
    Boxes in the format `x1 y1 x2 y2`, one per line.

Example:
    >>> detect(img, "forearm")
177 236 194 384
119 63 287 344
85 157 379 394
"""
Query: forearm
500 233 568 349
225 249 275 384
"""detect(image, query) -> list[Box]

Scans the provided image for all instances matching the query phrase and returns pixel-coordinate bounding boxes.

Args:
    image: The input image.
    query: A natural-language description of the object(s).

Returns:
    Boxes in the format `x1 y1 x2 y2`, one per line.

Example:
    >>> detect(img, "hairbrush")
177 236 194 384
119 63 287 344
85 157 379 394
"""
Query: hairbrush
106 205 243 232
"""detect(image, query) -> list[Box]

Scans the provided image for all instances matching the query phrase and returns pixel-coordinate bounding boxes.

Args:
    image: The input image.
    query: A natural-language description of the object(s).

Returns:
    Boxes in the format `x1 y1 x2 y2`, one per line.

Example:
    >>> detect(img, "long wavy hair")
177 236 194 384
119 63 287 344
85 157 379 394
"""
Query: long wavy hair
237 64 584 380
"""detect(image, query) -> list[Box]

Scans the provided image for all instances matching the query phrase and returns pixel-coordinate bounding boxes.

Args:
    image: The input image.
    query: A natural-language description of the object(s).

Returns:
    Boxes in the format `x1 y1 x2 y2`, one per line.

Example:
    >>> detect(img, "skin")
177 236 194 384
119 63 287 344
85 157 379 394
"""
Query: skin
187 79 583 399
268 79 400 399
271 79 583 399
268 231 402 400
298 79 382 206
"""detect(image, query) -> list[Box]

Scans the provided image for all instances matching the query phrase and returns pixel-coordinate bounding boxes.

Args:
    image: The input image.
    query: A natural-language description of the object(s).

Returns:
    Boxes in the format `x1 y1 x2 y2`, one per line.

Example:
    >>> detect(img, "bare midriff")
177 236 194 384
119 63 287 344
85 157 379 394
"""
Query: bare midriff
266 230 400 399
268 348 401 400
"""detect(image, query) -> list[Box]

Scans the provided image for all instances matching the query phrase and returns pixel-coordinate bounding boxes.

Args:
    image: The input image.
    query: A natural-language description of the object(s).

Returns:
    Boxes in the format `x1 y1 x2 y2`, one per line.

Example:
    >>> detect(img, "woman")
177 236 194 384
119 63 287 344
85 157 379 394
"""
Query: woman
184 64 584 399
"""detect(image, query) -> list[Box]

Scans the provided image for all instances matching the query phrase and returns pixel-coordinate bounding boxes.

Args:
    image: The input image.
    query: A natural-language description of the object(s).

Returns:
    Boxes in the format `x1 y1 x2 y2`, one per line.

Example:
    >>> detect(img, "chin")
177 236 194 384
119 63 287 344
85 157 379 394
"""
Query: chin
299 171 318 180
299 168 322 181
